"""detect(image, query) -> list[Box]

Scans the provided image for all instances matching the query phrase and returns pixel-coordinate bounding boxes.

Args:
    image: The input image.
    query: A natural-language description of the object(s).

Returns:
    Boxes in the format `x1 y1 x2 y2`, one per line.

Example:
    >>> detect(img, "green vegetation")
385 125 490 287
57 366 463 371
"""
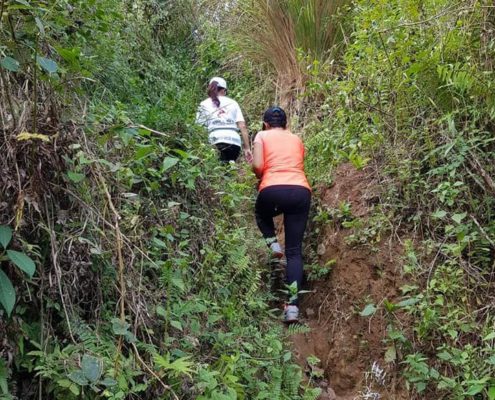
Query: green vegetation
2 0 495 399
0 1 317 399
299 0 495 398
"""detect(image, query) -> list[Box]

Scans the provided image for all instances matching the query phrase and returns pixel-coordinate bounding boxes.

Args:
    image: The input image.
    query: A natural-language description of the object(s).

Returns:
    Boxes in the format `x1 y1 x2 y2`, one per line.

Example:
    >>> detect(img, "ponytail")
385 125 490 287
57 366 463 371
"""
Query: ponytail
207 81 221 108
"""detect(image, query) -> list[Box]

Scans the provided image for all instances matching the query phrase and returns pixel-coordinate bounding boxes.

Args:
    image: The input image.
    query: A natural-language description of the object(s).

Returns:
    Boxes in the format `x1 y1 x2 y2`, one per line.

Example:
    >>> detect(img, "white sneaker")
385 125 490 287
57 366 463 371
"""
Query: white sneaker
270 242 284 259
284 305 299 323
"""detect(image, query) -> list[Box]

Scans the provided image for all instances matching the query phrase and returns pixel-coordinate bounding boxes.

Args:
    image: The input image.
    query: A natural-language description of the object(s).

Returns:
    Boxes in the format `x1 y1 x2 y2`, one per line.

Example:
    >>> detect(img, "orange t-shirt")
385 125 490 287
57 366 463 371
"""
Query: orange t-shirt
253 130 311 192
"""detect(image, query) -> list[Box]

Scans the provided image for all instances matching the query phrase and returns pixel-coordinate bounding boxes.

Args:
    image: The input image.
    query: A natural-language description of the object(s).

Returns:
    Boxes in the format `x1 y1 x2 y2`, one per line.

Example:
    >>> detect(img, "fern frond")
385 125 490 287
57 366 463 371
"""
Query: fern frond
303 387 322 400
282 364 302 397
286 323 311 336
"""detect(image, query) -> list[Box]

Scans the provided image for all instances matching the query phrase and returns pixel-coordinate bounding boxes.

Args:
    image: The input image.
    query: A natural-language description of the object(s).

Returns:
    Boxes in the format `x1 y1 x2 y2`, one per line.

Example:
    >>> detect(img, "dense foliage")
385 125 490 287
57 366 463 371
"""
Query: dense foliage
300 0 495 398
0 1 319 399
3 0 495 399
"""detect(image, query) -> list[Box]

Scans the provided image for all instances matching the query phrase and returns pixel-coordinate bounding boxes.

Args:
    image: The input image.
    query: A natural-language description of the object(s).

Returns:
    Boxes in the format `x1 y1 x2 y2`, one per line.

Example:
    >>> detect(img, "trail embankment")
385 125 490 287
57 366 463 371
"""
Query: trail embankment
290 164 410 400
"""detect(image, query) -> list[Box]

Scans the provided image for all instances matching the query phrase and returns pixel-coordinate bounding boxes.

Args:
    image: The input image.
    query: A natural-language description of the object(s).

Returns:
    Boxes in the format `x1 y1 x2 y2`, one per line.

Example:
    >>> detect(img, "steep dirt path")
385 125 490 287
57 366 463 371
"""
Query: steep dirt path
288 164 409 400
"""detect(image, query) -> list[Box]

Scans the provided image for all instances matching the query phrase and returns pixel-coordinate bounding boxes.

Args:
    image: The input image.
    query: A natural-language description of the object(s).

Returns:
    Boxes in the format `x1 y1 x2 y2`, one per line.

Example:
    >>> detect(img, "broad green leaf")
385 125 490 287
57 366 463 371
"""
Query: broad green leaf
437 350 452 361
359 303 377 317
173 149 189 159
0 56 20 72
134 145 154 160
162 157 179 171
117 128 137 145
488 386 495 400
57 379 72 388
6 250 35 278
0 269 15 317
56 47 79 64
156 305 166 318
384 345 396 363
68 370 88 386
36 56 58 74
0 225 13 249
81 355 102 383
67 171 85 183
171 276 185 291
35 17 45 36
396 297 420 308
124 331 136 343
416 382 426 392
170 320 183 331
207 314 222 324
152 237 167 248
111 318 130 335
452 212 467 224
100 377 117 387
431 210 447 219
464 384 484 396
483 331 495 341
68 383 80 396
15 0 30 5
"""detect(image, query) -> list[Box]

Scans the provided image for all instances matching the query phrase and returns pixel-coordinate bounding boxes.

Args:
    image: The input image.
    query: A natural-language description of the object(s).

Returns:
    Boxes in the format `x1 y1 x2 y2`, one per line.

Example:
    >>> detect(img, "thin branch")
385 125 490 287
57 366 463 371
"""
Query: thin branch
378 5 494 33
93 168 126 322
44 201 77 345
0 0 5 25
33 36 38 133
468 152 495 195
131 343 179 400
129 124 169 137
470 214 495 249
0 67 18 130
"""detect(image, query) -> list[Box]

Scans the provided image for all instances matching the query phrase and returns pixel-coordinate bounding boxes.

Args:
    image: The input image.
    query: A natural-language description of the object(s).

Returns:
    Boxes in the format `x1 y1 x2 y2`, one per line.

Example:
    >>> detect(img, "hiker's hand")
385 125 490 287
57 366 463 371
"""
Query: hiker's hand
244 148 253 163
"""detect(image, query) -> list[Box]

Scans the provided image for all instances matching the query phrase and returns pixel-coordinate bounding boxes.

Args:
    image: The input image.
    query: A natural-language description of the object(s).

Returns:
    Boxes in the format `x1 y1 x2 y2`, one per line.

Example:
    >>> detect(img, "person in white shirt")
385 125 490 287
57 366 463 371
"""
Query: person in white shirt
196 77 253 163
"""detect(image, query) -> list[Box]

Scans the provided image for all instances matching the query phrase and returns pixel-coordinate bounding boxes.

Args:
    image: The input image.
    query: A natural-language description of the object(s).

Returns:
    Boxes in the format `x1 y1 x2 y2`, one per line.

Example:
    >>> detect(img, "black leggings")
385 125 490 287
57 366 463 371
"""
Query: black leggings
216 143 241 162
255 185 311 305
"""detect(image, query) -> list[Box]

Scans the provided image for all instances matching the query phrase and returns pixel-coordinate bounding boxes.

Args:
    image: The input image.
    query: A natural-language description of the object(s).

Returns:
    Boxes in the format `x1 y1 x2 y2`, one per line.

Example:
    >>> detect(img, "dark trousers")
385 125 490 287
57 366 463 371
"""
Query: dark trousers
255 185 311 305
216 143 241 162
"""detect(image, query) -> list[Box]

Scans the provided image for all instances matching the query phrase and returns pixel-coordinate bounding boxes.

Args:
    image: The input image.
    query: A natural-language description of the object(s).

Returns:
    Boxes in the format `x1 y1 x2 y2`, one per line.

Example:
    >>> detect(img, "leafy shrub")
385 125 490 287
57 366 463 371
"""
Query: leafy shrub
300 0 495 397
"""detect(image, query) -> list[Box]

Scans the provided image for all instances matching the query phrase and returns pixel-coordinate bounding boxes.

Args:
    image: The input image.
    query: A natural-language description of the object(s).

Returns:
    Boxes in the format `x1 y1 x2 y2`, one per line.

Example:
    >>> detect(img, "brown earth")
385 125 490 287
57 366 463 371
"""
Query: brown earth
288 164 411 400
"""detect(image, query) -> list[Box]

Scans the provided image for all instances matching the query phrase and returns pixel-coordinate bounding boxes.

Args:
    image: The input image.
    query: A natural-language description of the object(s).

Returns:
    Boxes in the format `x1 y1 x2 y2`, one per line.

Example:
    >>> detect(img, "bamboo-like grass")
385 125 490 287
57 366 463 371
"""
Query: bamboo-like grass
234 0 348 108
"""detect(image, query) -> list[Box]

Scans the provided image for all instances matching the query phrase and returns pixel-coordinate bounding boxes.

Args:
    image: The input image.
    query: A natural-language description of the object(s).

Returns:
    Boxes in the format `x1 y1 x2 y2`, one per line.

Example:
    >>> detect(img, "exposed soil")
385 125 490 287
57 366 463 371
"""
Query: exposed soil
289 164 410 399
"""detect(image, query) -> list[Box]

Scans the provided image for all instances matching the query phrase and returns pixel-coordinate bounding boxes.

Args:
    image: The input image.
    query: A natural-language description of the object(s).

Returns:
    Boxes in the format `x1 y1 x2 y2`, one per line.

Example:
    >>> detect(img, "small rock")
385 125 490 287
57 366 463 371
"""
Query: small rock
318 380 329 388
306 308 315 317
326 388 337 400
317 243 326 255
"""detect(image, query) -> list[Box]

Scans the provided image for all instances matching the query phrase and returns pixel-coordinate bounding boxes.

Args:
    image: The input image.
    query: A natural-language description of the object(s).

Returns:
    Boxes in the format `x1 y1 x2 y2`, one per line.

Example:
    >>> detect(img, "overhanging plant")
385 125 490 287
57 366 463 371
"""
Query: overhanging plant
0 225 36 316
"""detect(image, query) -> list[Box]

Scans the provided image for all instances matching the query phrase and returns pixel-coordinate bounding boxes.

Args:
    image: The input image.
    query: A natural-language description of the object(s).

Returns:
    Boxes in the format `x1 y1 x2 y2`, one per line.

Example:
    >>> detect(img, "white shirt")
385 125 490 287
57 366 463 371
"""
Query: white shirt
195 96 245 147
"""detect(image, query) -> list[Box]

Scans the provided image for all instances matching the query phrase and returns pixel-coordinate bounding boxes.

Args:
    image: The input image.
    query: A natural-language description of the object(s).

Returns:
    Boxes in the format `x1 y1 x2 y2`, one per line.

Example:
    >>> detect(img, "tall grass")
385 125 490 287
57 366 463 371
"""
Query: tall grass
232 0 348 107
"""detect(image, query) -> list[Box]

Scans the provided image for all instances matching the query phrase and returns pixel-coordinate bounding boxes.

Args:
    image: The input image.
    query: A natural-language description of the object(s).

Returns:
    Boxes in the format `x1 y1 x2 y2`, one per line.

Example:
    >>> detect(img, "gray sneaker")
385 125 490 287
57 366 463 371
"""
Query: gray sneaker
270 242 284 259
284 305 299 323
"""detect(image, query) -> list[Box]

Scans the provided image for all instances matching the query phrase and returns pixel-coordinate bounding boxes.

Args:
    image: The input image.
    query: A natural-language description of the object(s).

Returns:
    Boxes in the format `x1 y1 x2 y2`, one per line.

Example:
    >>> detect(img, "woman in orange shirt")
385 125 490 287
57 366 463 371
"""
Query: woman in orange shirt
252 106 311 323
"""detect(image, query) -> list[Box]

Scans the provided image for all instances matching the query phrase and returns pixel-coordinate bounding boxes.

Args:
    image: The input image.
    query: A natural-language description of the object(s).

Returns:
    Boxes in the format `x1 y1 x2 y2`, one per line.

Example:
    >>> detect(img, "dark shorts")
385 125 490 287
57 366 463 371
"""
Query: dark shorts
216 143 241 162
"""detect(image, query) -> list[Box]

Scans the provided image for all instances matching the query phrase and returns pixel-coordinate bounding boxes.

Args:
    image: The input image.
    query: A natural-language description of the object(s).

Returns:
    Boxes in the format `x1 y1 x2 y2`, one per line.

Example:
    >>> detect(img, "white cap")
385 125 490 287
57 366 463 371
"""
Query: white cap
209 77 227 89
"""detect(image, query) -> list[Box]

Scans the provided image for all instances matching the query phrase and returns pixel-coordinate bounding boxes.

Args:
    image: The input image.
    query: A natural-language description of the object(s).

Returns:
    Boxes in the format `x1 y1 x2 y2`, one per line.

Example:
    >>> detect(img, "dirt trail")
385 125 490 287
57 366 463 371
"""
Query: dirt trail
288 164 409 400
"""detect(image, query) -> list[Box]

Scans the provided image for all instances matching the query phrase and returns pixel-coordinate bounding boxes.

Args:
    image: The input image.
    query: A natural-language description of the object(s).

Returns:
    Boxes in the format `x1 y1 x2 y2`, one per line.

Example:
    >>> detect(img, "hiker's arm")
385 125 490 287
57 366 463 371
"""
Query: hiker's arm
237 121 253 163
252 141 264 178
